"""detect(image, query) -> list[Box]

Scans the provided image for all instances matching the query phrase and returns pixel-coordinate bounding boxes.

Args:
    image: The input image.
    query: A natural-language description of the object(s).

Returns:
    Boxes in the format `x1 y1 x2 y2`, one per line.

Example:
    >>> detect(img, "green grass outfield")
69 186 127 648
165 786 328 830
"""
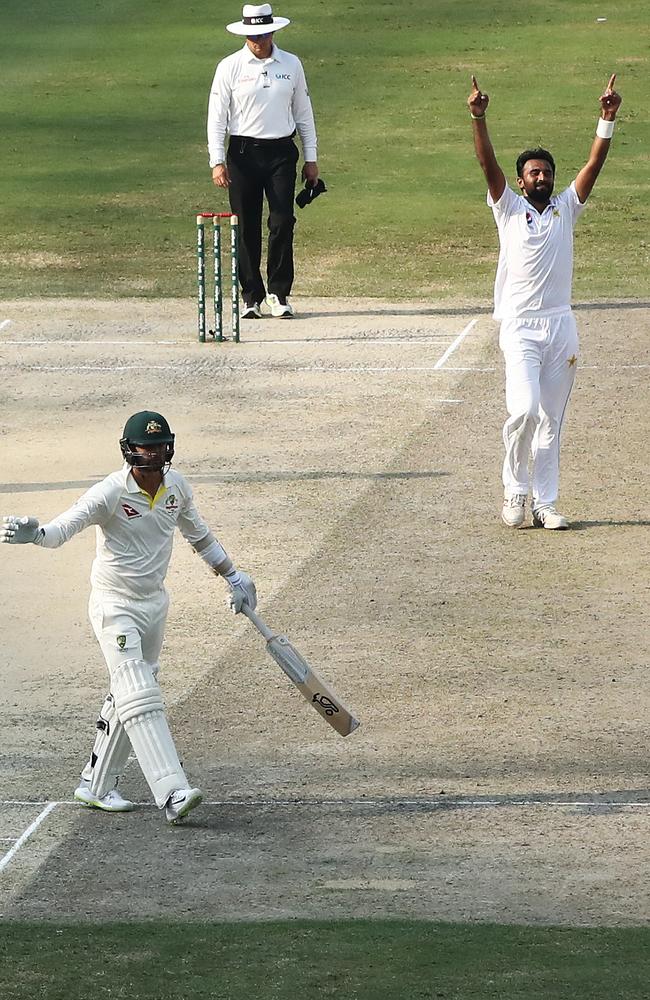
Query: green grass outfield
1 0 648 300
2 919 650 999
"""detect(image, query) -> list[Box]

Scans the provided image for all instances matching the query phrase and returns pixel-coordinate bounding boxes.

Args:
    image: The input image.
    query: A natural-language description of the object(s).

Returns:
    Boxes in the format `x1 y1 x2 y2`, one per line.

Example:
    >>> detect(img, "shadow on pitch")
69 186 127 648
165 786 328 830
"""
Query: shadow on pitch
295 305 493 320
0 470 450 495
569 519 650 531
293 300 650 321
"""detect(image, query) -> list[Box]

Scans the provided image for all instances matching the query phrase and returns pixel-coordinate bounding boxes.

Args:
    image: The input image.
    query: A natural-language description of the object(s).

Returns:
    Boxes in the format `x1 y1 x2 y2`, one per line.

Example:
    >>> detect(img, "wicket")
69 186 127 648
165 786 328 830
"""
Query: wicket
196 212 240 343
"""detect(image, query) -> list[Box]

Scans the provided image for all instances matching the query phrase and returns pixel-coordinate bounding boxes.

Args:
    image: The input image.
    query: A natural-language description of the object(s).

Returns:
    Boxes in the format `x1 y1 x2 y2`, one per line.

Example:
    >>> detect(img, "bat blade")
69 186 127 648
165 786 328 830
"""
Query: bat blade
266 633 360 737
241 604 360 737
242 604 359 736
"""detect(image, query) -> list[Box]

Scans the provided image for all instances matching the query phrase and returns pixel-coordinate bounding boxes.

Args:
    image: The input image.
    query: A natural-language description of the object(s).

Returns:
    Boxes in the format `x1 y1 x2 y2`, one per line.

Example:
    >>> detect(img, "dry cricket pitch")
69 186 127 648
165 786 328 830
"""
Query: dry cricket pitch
1 296 649 925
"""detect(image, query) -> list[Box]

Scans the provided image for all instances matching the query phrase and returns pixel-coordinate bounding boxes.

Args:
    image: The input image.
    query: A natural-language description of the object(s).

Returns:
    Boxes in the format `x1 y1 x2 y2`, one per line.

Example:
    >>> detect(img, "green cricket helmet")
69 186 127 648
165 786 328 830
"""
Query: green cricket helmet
120 411 175 469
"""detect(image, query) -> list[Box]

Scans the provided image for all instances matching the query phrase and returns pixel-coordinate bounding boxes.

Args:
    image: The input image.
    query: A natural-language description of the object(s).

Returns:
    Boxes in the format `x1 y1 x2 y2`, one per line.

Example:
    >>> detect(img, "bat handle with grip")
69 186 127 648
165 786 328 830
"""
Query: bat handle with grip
240 603 276 642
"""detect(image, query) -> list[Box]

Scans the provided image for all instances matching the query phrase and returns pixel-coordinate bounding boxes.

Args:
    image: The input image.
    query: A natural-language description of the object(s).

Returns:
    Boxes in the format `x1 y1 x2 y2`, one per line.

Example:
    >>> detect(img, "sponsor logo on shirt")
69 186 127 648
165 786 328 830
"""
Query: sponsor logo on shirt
122 503 142 519
525 211 533 226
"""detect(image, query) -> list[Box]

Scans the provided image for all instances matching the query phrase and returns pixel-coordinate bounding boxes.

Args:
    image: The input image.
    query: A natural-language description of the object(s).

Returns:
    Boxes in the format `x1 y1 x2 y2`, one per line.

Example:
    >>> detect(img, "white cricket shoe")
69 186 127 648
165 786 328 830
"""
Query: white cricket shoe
502 493 527 528
74 781 135 812
265 293 294 318
532 505 569 530
242 301 262 319
165 787 203 824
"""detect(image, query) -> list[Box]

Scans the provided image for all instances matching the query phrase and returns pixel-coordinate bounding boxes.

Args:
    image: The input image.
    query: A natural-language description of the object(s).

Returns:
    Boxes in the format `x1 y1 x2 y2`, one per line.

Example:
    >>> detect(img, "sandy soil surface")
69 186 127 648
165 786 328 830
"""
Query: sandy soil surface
1 296 649 925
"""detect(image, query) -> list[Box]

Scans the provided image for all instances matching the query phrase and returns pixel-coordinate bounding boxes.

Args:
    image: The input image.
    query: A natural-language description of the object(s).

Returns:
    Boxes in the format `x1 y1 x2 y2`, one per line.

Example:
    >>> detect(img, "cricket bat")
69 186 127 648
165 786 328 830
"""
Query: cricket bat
241 604 360 737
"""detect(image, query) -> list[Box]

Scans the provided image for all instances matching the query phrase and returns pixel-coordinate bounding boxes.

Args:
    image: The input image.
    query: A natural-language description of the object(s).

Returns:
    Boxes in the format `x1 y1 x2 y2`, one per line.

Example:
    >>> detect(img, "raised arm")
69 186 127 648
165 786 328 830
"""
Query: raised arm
1 483 109 549
468 75 506 203
574 74 622 204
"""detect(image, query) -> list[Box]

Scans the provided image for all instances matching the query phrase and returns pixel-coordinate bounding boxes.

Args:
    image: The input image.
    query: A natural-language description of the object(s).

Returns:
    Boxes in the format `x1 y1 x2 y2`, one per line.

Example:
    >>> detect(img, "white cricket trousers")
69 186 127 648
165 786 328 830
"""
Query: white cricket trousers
499 311 578 508
81 587 170 789
89 587 169 673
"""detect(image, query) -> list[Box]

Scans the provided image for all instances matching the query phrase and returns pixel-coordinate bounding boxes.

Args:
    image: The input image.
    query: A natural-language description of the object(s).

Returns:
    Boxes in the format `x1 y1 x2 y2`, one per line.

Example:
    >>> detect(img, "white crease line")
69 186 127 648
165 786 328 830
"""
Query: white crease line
2 798 648 809
3 364 481 376
201 798 650 809
1 337 455 347
285 366 462 374
4 340 183 347
16 365 184 372
0 320 11 332
443 366 496 372
0 801 58 874
434 317 480 369
580 363 650 370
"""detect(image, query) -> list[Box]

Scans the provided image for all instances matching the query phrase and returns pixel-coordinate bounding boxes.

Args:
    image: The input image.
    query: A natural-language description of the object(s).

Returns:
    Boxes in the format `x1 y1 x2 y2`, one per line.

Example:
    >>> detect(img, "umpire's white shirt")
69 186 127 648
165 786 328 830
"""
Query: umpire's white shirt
39 467 211 598
207 43 318 166
489 182 586 321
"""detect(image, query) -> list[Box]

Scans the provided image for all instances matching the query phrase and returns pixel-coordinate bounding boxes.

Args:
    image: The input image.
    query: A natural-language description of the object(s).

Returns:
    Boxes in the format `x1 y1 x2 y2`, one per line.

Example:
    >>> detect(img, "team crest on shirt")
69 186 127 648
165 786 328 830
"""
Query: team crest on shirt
122 503 142 519
525 211 533 226
165 493 179 511
553 209 560 217
116 635 127 650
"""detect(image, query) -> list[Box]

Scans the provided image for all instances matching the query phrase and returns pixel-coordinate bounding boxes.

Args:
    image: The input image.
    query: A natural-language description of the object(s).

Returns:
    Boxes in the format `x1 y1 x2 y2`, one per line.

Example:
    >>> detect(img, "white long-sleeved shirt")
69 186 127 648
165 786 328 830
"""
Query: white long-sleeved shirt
207 43 317 167
39 466 225 598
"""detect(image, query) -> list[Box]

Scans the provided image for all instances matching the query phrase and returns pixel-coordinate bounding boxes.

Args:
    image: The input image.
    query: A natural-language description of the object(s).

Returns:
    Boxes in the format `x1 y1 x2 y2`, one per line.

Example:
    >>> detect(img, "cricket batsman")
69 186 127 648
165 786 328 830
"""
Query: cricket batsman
1 411 257 823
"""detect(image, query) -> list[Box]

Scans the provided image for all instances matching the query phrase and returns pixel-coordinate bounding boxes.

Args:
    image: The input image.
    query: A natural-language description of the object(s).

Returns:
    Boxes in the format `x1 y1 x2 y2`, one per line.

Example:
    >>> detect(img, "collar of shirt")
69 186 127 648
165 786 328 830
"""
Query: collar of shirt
242 42 279 66
523 195 558 215
123 464 168 498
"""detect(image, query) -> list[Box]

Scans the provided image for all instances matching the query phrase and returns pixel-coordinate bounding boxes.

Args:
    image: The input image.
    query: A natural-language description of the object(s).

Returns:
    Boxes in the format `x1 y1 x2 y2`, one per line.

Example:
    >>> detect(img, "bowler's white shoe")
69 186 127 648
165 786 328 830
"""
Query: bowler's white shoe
74 781 134 812
532 505 569 530
165 787 203 824
266 293 293 318
502 493 527 528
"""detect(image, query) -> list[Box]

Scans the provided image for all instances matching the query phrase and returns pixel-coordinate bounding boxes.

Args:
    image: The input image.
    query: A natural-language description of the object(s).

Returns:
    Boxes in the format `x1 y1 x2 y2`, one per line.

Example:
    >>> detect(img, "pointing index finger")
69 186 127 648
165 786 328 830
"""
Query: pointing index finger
471 74 480 91
606 73 616 92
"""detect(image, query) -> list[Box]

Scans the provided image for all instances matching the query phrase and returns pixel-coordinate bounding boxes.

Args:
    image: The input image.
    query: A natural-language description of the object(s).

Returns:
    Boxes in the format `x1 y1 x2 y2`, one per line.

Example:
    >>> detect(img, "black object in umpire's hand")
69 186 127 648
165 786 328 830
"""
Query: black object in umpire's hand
295 178 327 209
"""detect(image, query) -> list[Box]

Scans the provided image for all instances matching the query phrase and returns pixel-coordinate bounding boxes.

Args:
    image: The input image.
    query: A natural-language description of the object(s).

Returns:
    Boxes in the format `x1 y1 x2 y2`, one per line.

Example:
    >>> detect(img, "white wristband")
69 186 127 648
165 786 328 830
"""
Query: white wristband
596 117 615 139
197 538 232 573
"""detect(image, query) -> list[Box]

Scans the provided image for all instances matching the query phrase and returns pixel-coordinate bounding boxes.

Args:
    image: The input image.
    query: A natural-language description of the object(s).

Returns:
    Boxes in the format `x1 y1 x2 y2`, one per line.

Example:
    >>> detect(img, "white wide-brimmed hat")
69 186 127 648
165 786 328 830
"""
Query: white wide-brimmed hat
227 4 290 35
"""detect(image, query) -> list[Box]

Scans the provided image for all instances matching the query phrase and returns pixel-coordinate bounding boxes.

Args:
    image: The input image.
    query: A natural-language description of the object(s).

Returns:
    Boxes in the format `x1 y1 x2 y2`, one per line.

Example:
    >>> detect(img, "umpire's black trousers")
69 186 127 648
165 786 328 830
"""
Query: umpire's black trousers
227 135 299 305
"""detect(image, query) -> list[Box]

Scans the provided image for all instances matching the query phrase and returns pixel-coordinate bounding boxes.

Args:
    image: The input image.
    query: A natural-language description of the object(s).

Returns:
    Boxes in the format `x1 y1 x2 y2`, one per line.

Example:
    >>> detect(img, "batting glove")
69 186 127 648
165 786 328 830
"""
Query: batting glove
224 569 257 614
1 516 43 544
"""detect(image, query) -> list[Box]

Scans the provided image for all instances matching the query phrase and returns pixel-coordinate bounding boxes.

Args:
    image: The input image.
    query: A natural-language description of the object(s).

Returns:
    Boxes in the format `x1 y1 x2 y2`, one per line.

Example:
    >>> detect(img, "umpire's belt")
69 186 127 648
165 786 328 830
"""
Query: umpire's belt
230 132 296 151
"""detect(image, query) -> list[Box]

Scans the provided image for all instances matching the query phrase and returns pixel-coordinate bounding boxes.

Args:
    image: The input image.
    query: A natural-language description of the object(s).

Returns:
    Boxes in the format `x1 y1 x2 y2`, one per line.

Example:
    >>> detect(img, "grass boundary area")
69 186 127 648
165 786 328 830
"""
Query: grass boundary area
1 0 648 300
1 918 650 998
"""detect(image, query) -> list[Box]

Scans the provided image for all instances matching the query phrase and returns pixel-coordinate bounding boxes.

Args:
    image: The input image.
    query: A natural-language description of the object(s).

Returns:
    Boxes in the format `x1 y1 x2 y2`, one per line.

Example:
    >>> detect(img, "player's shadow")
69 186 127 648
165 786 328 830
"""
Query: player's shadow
296 305 494 320
0 470 450 495
569 518 650 531
191 470 450 485
573 300 650 311
295 300 650 320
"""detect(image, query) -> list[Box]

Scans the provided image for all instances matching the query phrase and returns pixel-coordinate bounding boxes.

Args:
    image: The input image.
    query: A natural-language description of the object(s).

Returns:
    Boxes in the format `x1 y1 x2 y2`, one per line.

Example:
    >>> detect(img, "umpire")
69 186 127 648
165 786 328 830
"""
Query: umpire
207 4 319 319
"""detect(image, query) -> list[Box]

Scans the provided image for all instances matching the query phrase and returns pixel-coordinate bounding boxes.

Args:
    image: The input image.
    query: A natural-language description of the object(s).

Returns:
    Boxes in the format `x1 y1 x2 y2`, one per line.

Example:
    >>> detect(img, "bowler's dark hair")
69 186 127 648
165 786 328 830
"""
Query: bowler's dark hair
516 147 556 178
